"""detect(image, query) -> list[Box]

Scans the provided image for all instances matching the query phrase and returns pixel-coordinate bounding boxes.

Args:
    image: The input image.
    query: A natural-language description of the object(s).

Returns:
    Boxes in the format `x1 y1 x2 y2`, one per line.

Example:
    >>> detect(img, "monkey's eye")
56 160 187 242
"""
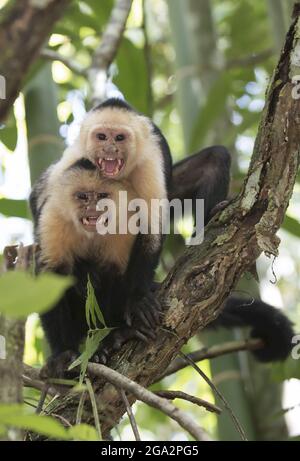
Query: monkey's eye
96 133 107 141
115 134 125 142
76 192 89 201
97 192 109 200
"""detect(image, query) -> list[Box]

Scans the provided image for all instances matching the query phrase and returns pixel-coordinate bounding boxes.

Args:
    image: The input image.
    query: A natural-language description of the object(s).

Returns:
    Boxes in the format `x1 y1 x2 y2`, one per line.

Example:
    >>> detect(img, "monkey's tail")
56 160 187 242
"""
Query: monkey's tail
207 296 295 362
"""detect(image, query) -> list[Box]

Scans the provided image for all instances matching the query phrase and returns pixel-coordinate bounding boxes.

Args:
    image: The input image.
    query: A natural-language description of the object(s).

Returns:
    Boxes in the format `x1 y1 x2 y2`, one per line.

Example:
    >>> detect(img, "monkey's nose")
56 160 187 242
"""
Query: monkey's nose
103 145 118 155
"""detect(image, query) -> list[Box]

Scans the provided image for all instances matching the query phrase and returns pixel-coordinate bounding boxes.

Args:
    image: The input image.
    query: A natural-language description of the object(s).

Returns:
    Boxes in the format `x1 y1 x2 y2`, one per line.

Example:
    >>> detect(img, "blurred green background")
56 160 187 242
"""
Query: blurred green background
0 0 299 441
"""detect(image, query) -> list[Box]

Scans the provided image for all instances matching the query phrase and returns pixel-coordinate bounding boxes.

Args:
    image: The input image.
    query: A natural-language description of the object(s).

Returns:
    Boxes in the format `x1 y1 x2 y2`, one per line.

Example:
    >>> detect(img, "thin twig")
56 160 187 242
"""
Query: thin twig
35 385 49 415
157 339 264 381
179 352 247 441
120 388 141 441
154 390 221 414
40 49 87 77
86 377 102 440
88 363 211 441
225 48 274 69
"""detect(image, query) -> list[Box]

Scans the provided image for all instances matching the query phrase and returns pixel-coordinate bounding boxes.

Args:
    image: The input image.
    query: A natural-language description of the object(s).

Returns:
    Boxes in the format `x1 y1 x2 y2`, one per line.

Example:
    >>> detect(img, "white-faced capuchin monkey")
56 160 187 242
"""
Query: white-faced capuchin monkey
30 98 294 377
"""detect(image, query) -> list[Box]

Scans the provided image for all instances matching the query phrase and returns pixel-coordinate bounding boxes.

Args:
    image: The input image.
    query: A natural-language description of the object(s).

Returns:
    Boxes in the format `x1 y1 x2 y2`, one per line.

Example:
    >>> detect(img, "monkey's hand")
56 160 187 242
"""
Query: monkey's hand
91 326 150 365
40 350 80 380
124 291 162 339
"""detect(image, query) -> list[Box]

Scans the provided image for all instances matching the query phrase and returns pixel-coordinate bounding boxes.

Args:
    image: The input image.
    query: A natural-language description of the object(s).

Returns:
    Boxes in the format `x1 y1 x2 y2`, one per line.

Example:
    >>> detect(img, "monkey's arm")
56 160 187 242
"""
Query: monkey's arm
171 145 231 224
207 296 294 362
123 234 163 335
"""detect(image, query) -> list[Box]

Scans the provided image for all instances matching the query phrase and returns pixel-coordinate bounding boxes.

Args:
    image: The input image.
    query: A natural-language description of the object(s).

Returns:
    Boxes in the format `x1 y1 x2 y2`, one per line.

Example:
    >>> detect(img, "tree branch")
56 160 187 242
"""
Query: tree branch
157 339 264 381
0 0 72 123
40 48 87 77
154 391 222 414
88 0 133 105
87 363 211 441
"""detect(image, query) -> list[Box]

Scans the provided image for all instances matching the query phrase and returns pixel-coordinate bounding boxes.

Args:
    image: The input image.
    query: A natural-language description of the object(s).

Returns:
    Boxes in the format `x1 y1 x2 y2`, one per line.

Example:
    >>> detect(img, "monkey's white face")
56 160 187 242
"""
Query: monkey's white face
79 108 153 180
72 190 110 233
85 124 137 179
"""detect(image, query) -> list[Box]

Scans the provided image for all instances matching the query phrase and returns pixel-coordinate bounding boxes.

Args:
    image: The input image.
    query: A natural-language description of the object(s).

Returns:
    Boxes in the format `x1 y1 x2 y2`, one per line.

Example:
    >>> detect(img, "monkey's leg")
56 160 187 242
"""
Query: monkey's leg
40 289 87 378
171 145 231 224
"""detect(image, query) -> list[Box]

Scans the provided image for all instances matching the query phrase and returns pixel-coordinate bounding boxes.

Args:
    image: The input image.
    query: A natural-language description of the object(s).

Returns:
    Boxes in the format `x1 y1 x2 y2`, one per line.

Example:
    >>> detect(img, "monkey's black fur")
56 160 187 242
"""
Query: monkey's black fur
209 296 294 362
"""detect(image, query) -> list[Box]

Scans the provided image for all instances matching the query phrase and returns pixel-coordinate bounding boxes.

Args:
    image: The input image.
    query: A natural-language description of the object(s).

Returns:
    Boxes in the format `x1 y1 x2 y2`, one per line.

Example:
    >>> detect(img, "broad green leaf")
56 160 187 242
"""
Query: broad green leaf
190 72 233 152
0 404 68 440
271 356 300 382
0 112 17 151
115 39 149 115
0 199 29 219
282 215 300 237
0 272 73 318
68 424 99 441
0 404 99 441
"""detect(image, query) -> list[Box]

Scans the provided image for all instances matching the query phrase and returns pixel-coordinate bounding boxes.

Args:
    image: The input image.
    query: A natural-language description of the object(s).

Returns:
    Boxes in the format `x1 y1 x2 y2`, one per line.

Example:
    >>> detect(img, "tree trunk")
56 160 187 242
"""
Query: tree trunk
0 0 72 123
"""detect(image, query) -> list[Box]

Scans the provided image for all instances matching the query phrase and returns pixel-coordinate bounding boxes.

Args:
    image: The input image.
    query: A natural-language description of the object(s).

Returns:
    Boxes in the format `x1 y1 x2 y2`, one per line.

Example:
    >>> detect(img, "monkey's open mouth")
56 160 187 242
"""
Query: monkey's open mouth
81 213 108 231
98 158 125 177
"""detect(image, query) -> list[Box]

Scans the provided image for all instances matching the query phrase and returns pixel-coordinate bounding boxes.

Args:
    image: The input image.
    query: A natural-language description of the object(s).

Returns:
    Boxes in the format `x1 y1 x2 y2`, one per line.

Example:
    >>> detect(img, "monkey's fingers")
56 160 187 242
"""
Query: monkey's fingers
91 327 149 365
143 295 162 326
124 293 162 332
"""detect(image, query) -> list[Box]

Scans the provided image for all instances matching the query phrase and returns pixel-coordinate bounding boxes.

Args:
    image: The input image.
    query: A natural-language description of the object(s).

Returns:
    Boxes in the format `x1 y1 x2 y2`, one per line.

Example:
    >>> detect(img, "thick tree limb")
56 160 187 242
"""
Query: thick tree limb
88 0 133 104
45 5 300 438
0 245 34 440
0 0 72 123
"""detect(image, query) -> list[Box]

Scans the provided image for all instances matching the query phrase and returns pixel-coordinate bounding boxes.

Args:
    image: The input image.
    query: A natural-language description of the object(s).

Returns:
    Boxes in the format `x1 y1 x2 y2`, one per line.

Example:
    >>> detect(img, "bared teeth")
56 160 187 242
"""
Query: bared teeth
98 158 124 176
82 216 98 225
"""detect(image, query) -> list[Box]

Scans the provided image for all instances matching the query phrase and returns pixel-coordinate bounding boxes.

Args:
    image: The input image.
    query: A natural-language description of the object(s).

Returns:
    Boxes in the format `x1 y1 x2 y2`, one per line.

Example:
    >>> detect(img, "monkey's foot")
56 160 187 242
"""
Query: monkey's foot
40 350 79 380
124 292 162 338
91 326 149 365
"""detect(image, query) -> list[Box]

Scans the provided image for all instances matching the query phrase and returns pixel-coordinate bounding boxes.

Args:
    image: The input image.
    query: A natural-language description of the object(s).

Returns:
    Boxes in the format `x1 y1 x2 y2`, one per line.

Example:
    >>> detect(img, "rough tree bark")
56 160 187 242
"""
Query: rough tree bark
0 0 72 123
45 5 300 438
0 245 34 441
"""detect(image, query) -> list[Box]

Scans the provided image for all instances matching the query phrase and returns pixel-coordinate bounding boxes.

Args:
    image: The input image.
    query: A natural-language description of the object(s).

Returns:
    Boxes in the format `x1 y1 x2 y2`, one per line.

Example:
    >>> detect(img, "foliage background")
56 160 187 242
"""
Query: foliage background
0 0 299 441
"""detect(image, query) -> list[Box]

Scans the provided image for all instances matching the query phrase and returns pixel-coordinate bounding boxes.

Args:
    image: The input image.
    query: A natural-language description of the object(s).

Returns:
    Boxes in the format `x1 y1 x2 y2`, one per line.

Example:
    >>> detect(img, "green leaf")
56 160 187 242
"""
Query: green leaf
0 404 68 440
189 72 233 152
0 271 74 318
85 276 106 329
272 356 300 382
69 328 111 383
0 112 17 151
0 404 99 441
282 215 300 237
115 39 149 115
68 424 99 441
0 199 29 219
